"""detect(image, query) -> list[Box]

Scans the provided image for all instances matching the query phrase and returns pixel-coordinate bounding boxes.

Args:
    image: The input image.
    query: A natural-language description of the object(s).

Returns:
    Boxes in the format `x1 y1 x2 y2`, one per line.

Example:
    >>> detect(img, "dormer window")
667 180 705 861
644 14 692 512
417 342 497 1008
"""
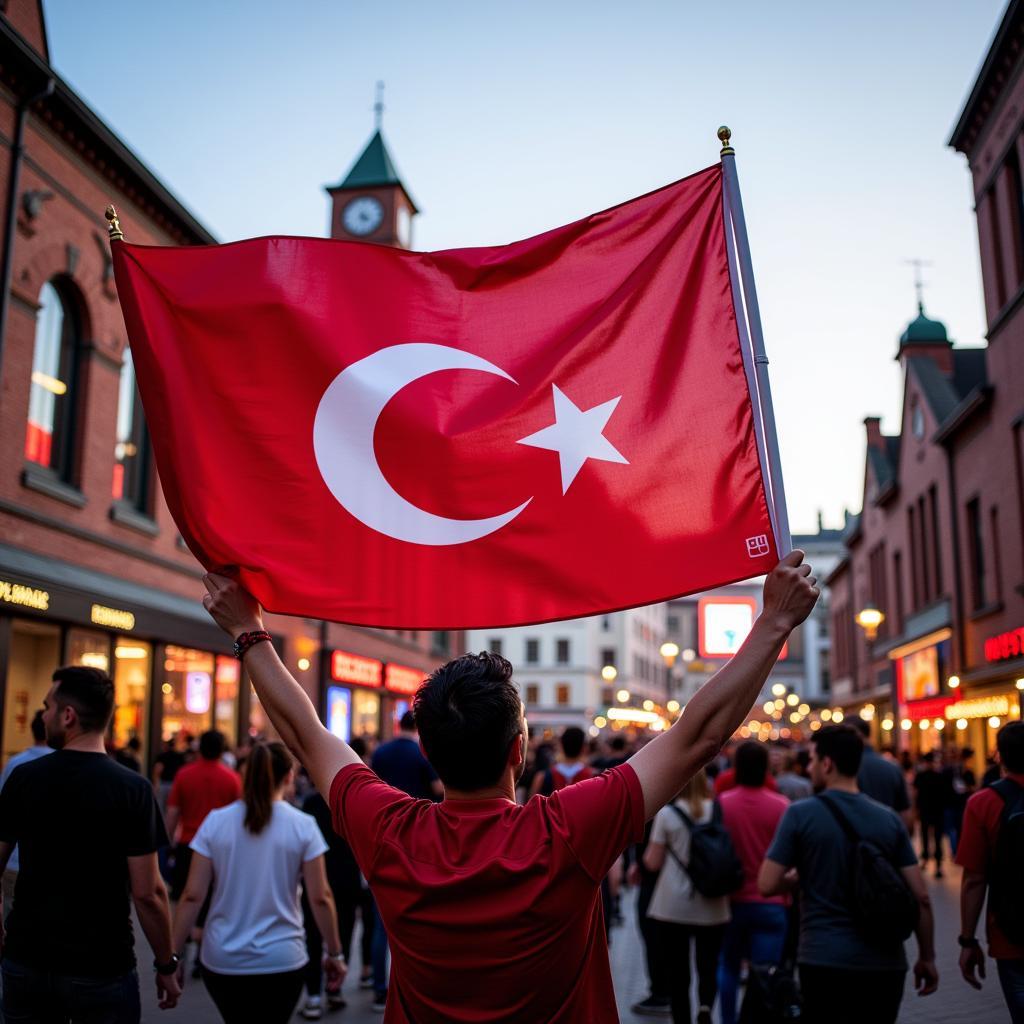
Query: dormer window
911 400 925 440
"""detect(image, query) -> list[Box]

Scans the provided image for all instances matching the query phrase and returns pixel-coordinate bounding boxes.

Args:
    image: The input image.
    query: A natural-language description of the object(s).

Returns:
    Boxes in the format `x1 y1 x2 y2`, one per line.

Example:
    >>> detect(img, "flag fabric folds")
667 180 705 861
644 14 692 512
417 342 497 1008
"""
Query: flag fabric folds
112 164 780 629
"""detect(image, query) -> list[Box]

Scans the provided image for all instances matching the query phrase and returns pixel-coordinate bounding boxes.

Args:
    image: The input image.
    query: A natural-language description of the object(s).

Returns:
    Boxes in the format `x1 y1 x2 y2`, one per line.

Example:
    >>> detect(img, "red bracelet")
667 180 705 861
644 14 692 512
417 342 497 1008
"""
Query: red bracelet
233 630 272 659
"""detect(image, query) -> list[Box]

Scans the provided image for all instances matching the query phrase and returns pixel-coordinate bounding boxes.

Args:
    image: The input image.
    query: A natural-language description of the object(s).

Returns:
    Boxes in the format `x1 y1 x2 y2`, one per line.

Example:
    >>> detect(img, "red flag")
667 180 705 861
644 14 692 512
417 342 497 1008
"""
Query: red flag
112 164 779 628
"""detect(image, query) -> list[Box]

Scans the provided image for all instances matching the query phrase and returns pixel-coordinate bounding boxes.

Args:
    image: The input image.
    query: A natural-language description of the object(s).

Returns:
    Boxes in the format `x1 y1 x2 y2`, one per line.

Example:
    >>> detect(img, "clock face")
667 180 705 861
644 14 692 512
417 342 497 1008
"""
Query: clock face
343 196 384 237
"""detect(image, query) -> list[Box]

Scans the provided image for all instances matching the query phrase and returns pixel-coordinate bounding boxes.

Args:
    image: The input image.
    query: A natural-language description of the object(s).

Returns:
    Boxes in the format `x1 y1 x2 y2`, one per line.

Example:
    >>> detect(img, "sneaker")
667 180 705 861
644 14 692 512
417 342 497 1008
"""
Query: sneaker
300 996 323 1020
372 995 387 1012
697 1006 712 1024
630 996 672 1017
359 974 374 990
326 990 347 1010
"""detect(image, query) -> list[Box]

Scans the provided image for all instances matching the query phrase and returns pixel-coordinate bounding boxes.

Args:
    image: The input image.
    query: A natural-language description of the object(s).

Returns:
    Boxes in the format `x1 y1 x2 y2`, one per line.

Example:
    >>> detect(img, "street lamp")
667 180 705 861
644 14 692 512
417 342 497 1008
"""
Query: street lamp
616 689 630 704
659 641 680 667
601 665 618 682
855 604 885 642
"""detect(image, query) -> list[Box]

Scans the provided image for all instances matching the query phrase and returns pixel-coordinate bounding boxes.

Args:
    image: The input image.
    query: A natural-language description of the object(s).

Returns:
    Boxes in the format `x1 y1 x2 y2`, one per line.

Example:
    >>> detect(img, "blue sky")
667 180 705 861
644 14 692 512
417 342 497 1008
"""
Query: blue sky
46 0 1004 534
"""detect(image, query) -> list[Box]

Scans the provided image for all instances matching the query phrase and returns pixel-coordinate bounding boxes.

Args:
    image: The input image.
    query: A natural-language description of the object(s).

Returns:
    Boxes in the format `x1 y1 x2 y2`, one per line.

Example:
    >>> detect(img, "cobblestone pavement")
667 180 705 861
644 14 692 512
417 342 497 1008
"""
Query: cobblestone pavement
139 862 1010 1022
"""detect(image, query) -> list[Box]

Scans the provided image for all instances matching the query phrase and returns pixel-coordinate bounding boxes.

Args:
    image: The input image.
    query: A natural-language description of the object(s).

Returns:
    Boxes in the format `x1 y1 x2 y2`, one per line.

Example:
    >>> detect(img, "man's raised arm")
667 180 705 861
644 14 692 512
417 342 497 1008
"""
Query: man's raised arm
202 573 360 796
628 551 818 819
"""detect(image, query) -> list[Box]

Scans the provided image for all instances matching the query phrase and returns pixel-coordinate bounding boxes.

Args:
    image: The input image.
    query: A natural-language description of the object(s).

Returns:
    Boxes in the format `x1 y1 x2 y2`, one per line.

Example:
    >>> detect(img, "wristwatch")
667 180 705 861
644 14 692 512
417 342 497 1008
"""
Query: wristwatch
153 953 181 975
957 935 981 949
326 951 346 962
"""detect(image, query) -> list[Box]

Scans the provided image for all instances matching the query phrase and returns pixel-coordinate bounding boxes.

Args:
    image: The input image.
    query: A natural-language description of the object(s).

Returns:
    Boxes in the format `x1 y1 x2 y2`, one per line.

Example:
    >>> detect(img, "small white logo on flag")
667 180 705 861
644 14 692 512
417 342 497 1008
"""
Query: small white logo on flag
746 535 770 558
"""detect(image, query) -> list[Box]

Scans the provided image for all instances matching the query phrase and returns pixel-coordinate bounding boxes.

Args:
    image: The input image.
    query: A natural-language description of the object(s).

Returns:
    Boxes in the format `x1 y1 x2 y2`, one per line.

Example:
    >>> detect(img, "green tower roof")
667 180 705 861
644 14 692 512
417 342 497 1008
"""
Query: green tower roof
335 131 402 189
900 304 949 345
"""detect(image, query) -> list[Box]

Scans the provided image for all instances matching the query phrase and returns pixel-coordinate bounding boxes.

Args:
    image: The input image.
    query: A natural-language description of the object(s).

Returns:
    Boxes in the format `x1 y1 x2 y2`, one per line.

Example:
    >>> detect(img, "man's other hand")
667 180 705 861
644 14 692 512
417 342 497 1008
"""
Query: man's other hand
202 573 264 638
156 970 181 1010
761 550 819 634
959 944 986 989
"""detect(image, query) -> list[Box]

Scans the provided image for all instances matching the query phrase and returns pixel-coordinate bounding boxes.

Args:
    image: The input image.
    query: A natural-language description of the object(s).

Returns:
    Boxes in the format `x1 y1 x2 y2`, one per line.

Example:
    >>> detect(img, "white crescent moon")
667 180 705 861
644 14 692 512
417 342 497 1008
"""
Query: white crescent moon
313 343 532 546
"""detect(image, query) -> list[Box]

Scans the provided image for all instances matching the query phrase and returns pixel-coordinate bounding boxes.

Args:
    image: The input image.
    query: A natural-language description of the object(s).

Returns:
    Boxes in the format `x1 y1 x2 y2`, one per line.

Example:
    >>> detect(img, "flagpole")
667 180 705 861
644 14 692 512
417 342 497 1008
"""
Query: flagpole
718 126 793 558
105 204 124 242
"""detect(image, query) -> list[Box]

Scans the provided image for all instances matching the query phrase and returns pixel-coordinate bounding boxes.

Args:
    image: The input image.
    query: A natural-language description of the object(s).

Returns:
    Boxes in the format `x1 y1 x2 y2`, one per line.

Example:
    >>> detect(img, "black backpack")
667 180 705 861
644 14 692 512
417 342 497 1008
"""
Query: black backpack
990 778 1024 945
666 801 744 898
818 793 919 943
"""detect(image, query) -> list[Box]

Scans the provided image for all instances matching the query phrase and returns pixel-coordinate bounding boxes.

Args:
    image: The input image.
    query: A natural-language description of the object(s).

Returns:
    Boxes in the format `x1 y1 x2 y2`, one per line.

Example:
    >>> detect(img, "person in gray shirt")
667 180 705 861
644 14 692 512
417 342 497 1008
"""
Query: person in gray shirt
774 750 813 802
850 717 911 826
759 725 938 1024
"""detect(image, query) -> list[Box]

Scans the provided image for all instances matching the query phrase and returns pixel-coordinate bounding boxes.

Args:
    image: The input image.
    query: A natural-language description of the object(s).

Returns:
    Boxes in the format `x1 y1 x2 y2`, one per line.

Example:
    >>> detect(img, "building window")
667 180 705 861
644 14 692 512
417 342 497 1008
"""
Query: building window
988 185 1008 309
1015 422 1024 582
525 638 539 664
431 631 451 656
966 497 986 610
907 505 919 609
917 495 931 604
556 639 570 664
928 485 942 595
601 647 616 669
556 683 570 707
488 638 503 656
601 615 611 631
991 506 1003 603
892 551 905 636
112 348 151 512
868 542 888 640
24 279 81 480
666 615 679 633
525 683 539 706
1005 143 1024 287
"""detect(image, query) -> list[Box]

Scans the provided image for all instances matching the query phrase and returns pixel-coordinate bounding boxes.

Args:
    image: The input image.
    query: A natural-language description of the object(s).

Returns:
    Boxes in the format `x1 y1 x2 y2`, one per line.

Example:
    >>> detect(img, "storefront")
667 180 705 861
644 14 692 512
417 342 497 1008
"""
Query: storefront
889 629 956 757
0 544 238 773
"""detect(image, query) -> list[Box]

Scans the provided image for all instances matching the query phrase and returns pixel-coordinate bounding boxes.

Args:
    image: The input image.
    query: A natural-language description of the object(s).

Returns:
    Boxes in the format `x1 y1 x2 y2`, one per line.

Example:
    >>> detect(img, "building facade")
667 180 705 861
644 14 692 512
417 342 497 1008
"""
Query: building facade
0 1 459 771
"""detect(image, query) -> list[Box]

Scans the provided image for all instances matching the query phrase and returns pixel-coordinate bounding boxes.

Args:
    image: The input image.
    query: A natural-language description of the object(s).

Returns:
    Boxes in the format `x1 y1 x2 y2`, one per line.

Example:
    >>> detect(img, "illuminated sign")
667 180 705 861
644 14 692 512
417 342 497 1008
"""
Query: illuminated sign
326 686 352 742
331 650 383 688
384 663 423 696
699 597 756 658
945 695 1013 721
901 696 951 722
985 627 1024 663
185 671 211 714
90 603 136 631
0 578 49 610
900 646 939 703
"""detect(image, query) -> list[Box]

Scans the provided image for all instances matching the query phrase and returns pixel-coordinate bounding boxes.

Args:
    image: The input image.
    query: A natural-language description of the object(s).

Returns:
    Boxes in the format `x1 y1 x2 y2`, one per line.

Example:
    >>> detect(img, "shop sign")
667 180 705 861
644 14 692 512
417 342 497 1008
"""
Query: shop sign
384 663 424 696
185 671 212 714
945 695 1013 721
902 696 951 722
326 686 352 742
331 650 383 688
0 578 49 611
984 627 1024 663
90 603 136 631
698 597 787 660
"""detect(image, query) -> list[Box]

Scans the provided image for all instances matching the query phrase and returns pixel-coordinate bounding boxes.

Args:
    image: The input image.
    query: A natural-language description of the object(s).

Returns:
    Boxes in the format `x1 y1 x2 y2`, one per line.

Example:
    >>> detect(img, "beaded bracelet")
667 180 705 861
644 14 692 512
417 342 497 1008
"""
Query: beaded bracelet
233 629 272 659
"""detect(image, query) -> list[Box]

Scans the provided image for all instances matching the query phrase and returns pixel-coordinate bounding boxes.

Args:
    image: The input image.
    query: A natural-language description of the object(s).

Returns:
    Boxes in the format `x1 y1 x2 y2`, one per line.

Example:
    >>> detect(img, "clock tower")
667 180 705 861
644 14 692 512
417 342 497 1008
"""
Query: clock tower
326 126 418 249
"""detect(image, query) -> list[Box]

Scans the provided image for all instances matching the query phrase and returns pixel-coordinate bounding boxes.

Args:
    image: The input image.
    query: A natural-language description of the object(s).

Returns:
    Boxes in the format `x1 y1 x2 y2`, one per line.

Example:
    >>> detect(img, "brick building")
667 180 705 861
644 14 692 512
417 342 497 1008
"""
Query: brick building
0 0 459 771
828 0 1024 767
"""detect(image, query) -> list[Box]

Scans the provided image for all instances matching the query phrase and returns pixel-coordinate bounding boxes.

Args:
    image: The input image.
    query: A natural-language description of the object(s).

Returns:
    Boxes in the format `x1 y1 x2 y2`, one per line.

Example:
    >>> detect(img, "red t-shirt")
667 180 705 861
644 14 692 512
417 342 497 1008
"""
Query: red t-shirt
713 767 778 796
330 762 645 1023
167 759 241 843
955 772 1024 960
719 785 790 904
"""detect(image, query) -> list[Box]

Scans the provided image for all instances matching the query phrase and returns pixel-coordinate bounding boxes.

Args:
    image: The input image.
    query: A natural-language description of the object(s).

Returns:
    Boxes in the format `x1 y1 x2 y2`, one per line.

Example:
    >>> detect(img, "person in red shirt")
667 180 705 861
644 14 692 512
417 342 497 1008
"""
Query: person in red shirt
199 550 818 1023
713 762 778 796
956 721 1024 1023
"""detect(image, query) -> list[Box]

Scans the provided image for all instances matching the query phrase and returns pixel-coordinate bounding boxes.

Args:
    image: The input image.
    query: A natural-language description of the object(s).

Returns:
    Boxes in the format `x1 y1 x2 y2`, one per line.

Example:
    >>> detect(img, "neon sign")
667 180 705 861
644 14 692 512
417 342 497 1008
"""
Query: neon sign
985 627 1024 663
331 650 383 687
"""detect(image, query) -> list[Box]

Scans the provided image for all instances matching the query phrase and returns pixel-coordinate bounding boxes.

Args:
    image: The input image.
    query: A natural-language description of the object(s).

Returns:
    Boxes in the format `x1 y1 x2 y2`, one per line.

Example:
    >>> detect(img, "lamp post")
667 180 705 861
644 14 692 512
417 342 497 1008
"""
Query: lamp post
855 603 889 749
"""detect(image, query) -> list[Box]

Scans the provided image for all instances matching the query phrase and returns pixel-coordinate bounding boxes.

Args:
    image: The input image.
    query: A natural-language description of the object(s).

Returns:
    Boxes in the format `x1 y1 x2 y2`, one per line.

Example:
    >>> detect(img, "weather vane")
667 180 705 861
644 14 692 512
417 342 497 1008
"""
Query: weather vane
374 81 385 131
904 258 933 311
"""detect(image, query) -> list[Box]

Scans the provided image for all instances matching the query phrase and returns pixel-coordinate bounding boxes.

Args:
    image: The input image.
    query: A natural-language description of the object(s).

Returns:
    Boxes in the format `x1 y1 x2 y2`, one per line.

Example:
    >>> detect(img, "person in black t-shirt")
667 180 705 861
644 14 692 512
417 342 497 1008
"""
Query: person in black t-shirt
914 751 953 878
0 666 180 1021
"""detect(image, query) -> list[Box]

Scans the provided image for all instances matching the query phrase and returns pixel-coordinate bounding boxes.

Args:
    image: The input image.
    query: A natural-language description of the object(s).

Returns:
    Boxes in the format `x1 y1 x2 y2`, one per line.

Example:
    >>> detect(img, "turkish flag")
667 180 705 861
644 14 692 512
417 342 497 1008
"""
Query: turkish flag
112 164 780 628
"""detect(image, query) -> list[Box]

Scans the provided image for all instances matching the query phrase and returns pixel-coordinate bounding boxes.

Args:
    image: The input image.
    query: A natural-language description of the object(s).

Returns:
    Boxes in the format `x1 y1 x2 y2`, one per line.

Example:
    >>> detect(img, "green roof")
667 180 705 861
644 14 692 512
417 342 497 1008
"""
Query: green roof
335 131 402 189
900 304 949 345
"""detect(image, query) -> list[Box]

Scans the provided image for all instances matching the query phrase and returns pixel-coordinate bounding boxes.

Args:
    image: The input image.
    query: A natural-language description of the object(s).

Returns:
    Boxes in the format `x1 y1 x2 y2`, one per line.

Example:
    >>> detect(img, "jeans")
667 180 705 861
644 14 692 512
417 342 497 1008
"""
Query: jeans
657 920 725 1024
1 959 141 1024
997 958 1024 1024
798 964 905 1024
717 901 788 1024
919 818 944 867
203 966 305 1024
637 873 670 999
372 900 389 998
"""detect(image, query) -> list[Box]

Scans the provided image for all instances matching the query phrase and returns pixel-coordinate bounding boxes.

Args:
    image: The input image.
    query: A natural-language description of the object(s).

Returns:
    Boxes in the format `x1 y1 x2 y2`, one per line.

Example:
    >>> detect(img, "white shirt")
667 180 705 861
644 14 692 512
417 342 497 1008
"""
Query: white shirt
646 798 730 926
0 745 53 872
190 799 328 974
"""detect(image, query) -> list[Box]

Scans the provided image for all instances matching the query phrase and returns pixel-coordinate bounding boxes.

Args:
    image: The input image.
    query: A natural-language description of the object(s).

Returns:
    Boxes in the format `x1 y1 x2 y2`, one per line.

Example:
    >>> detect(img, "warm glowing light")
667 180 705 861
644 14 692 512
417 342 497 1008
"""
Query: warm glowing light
681 648 696 662
774 698 785 710
297 657 311 672
821 709 833 722
667 700 680 713
594 715 607 728
739 727 750 737
589 725 600 737
956 718 969 731
616 689 630 703
881 718 894 731
859 706 874 720
164 659 175 671
643 699 655 712
810 720 822 731
601 665 618 682
988 716 1002 729
606 708 660 724
115 645 148 660
80 652 109 670
832 710 844 723
31 370 67 395
855 605 885 641
659 641 680 666
789 712 801 724
786 693 799 707
1016 679 1024 691
948 675 961 689
749 720 761 732
763 701 775 715
798 703 810 715
900 718 912 730
919 719 930 730
161 682 172 695
780 728 791 739
772 683 787 697
934 718 945 731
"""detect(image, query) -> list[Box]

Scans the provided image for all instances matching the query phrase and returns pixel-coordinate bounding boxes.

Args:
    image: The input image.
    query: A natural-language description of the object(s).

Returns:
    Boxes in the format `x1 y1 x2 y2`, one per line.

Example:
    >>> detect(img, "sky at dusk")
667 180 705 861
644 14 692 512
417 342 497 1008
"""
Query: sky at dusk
45 1 1005 535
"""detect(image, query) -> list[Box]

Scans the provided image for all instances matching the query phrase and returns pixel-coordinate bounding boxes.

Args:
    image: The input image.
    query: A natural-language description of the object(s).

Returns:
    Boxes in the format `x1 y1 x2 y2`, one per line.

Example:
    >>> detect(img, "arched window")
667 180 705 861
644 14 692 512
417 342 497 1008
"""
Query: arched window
24 280 80 480
112 347 151 513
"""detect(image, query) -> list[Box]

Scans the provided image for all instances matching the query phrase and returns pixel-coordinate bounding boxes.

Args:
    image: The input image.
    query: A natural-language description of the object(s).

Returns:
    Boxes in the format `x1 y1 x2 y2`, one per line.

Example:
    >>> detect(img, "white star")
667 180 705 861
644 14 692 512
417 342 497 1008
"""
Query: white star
517 384 629 494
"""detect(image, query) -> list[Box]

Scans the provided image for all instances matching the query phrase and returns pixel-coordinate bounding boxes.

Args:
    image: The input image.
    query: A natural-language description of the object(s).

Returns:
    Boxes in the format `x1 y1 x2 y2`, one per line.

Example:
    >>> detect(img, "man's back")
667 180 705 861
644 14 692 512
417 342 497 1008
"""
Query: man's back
168 757 241 842
331 762 643 1023
719 785 789 903
766 790 917 970
857 747 909 813
0 750 167 975
372 736 438 799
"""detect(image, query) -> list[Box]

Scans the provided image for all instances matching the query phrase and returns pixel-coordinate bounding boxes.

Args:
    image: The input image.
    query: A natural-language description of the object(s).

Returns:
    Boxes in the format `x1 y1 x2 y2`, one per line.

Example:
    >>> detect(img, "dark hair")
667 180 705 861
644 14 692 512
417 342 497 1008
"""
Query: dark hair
560 726 585 759
609 736 627 752
199 730 226 761
734 740 769 786
399 710 417 732
412 652 522 791
997 721 1024 773
243 741 293 834
813 724 864 777
849 716 870 739
51 666 114 733
921 750 936 765
30 710 45 743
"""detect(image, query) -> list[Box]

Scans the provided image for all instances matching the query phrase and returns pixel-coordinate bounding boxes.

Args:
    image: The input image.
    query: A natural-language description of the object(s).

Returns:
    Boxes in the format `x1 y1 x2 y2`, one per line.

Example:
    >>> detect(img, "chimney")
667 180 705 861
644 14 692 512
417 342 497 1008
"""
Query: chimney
864 416 884 451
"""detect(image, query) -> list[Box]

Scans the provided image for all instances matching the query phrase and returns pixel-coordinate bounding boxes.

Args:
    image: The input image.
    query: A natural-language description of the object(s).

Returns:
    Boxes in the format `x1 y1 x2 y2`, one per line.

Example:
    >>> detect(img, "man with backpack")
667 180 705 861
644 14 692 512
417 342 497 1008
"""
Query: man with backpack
528 726 594 797
955 720 1024 1023
759 724 938 1024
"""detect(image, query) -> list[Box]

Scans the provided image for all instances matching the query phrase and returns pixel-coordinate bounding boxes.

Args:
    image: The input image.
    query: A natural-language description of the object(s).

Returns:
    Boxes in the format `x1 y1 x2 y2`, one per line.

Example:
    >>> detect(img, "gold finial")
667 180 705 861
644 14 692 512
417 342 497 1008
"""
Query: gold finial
105 204 123 242
718 125 734 157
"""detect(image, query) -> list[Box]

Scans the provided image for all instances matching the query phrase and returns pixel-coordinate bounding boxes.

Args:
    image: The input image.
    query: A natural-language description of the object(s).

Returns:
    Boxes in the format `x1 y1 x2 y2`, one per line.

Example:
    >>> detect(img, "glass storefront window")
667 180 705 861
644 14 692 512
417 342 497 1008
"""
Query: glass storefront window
352 690 380 740
3 620 60 767
162 645 214 742
214 656 239 747
113 639 151 765
66 629 111 673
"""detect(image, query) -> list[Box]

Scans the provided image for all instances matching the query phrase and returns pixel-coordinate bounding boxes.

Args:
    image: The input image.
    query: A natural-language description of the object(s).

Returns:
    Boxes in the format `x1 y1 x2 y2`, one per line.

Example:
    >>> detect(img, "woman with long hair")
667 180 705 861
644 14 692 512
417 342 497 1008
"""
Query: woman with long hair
642 769 731 1024
172 741 345 1023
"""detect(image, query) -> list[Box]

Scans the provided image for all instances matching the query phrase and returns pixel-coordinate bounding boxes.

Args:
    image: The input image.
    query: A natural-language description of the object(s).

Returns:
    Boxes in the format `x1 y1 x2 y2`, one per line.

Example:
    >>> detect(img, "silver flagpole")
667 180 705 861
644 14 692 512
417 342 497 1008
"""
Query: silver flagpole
718 125 793 557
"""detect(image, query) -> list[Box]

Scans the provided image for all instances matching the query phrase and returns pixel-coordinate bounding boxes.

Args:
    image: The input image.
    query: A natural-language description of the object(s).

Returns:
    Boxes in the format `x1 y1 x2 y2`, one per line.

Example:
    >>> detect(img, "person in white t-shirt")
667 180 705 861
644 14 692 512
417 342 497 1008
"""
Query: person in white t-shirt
171 741 345 1023
643 769 731 1024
